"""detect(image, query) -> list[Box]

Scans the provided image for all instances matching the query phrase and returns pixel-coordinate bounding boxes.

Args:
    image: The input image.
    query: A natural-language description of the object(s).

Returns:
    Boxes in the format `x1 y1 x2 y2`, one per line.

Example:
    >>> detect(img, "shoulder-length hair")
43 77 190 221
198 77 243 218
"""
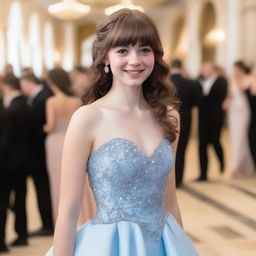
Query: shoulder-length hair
82 8 178 142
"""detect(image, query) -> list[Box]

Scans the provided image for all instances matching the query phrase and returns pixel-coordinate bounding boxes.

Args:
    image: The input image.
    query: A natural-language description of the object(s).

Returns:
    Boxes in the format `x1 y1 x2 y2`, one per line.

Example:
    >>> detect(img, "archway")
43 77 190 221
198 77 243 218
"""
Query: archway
199 1 216 62
76 22 97 66
172 15 187 60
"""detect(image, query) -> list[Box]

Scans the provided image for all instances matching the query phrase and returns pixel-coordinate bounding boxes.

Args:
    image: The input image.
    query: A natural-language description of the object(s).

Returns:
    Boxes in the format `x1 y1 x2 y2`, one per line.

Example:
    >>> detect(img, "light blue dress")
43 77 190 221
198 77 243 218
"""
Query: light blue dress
45 138 199 256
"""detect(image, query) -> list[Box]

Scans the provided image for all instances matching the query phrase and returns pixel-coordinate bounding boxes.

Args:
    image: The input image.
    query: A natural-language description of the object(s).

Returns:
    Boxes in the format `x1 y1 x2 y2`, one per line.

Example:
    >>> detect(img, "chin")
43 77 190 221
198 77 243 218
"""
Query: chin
125 82 144 87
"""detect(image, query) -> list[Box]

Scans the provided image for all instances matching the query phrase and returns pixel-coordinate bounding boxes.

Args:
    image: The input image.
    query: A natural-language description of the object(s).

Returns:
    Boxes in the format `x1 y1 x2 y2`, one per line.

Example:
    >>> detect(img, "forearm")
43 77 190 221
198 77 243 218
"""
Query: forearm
53 214 78 256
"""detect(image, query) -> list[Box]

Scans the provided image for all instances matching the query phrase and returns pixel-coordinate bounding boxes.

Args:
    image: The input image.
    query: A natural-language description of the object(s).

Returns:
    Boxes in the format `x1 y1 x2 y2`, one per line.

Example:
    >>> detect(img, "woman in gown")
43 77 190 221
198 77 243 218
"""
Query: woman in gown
45 9 199 256
44 68 96 223
227 61 254 177
244 79 256 169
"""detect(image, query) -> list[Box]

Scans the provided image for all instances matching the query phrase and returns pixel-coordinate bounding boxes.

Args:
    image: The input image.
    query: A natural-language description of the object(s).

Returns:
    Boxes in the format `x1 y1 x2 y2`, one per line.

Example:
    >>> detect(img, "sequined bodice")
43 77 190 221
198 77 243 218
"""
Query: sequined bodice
87 138 173 240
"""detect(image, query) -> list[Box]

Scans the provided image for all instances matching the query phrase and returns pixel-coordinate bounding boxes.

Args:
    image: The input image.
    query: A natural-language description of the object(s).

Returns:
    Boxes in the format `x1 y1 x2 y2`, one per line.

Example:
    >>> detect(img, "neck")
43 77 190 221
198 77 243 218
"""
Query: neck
30 85 42 96
205 74 217 79
105 81 149 111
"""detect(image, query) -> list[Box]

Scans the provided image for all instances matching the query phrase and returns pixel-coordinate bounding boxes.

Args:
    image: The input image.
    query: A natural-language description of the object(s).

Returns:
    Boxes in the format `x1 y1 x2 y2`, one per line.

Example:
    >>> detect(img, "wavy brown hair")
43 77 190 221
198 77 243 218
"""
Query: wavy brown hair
82 8 178 142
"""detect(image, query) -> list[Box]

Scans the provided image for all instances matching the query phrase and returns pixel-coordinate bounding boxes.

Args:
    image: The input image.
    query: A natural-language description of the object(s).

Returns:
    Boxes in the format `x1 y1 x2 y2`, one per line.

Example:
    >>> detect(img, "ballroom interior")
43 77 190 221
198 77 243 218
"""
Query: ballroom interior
1 0 256 256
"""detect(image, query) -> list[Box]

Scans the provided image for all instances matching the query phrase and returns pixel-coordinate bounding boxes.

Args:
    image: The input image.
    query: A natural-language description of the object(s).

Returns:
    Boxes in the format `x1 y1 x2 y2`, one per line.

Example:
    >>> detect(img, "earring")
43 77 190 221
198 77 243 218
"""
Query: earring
104 64 109 73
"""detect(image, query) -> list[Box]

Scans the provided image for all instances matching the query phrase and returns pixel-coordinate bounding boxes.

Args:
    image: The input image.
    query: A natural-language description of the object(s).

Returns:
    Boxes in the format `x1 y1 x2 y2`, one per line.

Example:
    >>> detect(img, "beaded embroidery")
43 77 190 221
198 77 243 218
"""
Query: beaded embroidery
87 138 173 240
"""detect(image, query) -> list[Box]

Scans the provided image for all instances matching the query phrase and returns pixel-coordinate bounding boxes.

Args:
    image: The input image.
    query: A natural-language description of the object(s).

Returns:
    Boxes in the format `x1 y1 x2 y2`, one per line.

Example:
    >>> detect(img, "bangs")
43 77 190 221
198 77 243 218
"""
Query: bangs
107 11 159 49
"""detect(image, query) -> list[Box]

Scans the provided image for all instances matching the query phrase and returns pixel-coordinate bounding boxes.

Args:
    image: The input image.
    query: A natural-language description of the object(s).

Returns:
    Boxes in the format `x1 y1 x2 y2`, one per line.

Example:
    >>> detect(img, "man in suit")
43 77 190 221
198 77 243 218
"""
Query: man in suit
197 62 228 181
20 73 54 236
170 59 202 187
0 74 36 252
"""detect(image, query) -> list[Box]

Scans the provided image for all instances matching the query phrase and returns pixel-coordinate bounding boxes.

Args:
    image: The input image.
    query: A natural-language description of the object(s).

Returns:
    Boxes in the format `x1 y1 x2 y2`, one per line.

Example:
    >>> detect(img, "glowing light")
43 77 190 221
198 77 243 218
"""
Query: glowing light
105 0 144 16
205 29 225 46
48 0 90 20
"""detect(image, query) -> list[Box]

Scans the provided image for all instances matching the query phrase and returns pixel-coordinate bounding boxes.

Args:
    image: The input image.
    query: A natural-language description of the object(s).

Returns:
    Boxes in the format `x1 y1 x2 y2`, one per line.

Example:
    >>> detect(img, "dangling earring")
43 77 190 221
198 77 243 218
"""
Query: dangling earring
104 64 109 73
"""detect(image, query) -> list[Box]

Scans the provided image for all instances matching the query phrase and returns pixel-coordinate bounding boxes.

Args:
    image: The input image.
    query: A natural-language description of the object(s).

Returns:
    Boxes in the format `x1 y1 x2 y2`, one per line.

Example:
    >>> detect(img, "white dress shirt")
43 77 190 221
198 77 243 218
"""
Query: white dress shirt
201 76 217 96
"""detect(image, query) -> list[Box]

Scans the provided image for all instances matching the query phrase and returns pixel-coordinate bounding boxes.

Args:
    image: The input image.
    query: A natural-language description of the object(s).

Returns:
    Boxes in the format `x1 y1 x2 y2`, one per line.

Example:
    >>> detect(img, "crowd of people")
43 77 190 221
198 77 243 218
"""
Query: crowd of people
0 57 255 253
170 59 256 188
0 65 96 253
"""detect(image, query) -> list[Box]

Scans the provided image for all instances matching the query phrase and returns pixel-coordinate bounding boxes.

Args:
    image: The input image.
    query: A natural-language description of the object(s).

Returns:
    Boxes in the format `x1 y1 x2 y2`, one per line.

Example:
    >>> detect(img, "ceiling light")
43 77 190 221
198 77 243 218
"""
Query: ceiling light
48 0 91 20
205 29 225 46
105 0 144 16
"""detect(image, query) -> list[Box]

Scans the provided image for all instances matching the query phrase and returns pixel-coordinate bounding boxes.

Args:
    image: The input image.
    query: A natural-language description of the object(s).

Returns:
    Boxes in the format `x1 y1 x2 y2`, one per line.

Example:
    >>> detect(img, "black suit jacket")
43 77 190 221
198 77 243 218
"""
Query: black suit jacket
199 77 228 129
30 87 53 142
0 95 37 171
171 74 202 130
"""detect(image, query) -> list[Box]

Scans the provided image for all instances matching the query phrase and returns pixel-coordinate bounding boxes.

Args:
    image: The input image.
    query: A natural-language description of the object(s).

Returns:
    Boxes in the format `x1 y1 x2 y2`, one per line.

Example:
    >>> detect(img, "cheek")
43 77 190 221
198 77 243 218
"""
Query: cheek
146 55 155 71
109 59 126 73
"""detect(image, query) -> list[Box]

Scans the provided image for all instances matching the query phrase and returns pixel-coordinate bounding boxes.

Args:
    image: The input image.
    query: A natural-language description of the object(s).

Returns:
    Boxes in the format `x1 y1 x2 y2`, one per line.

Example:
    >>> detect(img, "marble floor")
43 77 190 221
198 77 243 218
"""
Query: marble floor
2 130 256 256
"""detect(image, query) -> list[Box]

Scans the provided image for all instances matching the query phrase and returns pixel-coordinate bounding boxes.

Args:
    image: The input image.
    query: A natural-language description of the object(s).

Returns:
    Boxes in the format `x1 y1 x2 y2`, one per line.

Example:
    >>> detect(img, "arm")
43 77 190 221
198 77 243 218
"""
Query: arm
43 97 55 133
250 77 256 95
222 79 232 110
53 106 100 256
163 108 183 228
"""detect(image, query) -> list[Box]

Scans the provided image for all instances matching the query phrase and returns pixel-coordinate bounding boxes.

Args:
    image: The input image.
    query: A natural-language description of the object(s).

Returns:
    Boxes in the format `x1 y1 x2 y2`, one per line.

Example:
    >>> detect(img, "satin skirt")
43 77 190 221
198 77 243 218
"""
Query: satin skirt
45 214 199 256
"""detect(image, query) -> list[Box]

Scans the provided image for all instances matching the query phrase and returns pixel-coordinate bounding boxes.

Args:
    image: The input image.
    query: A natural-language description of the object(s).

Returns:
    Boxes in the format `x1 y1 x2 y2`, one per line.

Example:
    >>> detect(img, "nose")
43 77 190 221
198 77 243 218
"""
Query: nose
128 50 141 66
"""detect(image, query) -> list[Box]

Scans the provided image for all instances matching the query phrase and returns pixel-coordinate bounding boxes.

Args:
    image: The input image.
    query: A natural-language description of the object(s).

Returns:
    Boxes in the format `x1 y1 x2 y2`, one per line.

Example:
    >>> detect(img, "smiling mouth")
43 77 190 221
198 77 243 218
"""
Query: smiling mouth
124 70 144 74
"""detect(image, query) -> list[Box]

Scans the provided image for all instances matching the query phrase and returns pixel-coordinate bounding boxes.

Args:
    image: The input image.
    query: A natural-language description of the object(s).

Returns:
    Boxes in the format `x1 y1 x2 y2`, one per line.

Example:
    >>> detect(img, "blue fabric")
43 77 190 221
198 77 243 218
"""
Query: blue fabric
45 138 199 255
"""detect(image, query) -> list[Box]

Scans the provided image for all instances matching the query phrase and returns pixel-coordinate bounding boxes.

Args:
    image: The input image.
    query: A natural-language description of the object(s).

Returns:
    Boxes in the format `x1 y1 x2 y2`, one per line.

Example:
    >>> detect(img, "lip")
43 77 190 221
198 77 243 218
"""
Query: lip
123 69 145 78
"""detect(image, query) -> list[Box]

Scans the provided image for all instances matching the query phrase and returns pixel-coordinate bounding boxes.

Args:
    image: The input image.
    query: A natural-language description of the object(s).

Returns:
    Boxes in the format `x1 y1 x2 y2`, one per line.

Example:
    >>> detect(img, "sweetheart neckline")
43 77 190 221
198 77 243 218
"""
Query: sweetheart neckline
89 137 171 159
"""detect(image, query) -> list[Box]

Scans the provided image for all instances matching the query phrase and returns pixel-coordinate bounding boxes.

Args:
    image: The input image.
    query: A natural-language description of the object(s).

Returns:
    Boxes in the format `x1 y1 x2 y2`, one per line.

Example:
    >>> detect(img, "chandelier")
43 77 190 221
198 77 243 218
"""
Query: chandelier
48 0 91 20
204 28 225 46
105 0 144 16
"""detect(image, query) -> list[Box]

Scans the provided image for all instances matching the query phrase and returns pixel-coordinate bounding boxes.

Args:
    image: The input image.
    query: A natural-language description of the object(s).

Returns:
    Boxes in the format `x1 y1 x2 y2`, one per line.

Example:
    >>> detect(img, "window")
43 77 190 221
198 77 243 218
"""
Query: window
44 22 55 70
29 13 43 77
7 1 23 76
81 35 95 68
62 23 74 71
0 29 5 73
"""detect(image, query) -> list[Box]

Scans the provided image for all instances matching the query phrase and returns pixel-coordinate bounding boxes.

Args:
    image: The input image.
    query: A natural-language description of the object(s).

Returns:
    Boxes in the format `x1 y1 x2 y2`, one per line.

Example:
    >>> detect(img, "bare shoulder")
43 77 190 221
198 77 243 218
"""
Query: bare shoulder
70 104 102 128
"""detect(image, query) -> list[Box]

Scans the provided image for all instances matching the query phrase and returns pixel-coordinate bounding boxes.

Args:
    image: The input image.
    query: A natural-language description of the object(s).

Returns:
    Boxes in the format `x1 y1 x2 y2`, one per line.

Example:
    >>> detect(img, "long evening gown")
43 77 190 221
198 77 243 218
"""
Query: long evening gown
46 117 96 223
46 117 70 221
227 84 254 175
45 138 199 255
245 88 256 168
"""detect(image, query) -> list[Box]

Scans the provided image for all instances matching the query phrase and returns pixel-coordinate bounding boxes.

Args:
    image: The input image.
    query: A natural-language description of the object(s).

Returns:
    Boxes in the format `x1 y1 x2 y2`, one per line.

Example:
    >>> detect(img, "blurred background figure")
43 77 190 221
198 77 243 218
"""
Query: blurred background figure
215 65 227 79
0 74 36 252
197 62 228 181
20 73 54 236
170 59 202 187
244 73 256 169
21 67 34 76
69 66 91 98
3 64 14 76
43 68 81 222
227 61 254 178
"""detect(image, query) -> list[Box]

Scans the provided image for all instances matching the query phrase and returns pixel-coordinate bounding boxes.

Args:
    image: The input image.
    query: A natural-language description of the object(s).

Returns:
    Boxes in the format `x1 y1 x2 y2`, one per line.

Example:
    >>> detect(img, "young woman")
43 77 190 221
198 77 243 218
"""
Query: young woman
43 68 95 223
227 61 254 177
45 9 199 256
